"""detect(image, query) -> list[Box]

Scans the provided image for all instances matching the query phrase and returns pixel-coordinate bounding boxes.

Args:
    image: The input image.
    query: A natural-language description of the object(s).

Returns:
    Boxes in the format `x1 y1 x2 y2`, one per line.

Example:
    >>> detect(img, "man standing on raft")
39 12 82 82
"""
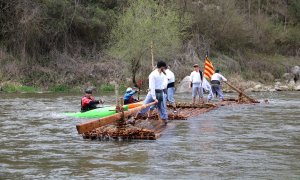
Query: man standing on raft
190 64 204 104
137 61 168 125
209 69 227 101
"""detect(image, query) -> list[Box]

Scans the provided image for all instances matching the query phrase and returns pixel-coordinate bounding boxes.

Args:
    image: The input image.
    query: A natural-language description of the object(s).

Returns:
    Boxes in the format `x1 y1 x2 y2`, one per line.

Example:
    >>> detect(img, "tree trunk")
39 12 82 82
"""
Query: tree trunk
258 0 261 15
284 16 287 32
132 70 137 86
248 0 251 20
21 40 26 62
131 58 140 86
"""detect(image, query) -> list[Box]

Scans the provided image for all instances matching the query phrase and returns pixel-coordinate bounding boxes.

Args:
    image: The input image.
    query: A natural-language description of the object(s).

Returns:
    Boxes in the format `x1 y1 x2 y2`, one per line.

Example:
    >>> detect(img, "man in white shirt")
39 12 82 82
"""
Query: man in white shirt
210 69 227 101
165 66 176 107
189 64 204 104
137 61 168 125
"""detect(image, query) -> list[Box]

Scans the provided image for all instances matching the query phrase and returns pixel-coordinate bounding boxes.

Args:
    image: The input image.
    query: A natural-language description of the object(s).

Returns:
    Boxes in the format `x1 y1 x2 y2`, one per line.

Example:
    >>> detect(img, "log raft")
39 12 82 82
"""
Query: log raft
77 96 259 141
76 101 157 134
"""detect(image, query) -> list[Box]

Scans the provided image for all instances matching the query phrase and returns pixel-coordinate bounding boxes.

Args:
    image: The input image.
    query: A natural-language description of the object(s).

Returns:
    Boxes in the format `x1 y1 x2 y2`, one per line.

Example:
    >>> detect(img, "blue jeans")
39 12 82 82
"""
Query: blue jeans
211 85 224 100
167 87 175 103
139 92 168 119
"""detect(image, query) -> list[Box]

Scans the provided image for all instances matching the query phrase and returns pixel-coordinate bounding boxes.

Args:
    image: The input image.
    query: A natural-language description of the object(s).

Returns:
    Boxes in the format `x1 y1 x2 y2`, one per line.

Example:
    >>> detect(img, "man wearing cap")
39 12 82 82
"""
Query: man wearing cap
190 64 204 104
210 69 227 101
81 88 104 112
137 60 168 125
123 87 138 105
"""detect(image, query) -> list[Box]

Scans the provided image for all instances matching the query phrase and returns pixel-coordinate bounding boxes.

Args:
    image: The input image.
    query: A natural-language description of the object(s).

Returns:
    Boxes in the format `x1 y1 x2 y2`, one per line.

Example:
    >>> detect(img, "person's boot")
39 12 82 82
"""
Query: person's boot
157 118 166 126
161 119 168 126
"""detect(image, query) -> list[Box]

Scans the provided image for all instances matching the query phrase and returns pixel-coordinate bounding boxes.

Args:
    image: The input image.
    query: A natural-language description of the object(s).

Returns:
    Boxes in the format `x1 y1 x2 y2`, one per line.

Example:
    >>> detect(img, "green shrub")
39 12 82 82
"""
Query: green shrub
2 84 38 93
100 84 115 92
99 84 127 92
2 84 18 93
18 86 38 93
49 85 70 92
119 84 127 92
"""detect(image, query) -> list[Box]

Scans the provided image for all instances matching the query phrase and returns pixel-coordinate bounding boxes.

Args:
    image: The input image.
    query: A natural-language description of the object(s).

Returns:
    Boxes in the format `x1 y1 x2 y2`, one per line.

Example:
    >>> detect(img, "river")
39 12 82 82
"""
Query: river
0 91 299 179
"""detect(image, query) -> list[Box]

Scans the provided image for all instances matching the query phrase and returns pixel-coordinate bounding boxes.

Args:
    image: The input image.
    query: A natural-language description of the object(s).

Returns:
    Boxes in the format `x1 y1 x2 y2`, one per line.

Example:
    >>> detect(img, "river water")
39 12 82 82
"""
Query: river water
0 91 299 179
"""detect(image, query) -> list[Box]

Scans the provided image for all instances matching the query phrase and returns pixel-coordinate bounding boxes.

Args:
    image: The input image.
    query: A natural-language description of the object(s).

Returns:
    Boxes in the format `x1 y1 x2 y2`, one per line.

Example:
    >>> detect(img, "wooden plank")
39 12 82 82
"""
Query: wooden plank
76 101 157 134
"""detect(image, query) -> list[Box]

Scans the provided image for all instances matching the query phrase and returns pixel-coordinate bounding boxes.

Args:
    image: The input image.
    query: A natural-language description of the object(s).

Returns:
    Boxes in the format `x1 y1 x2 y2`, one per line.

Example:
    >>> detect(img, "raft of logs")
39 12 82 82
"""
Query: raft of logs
77 92 259 141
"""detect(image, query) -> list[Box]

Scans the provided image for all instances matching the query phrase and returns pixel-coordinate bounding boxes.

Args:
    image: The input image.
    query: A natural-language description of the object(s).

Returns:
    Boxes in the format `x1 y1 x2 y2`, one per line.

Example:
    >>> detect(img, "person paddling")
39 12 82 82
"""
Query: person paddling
81 88 104 112
210 69 227 101
123 87 139 105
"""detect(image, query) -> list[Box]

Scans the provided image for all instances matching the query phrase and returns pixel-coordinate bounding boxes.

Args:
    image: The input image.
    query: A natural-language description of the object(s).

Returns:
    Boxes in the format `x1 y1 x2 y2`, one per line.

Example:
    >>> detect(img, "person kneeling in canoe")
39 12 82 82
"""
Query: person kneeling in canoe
124 87 139 105
81 88 104 112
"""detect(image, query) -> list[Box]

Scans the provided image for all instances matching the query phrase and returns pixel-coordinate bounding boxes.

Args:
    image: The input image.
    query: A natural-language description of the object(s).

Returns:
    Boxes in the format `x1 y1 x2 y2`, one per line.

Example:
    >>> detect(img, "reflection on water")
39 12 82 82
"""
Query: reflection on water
0 92 299 179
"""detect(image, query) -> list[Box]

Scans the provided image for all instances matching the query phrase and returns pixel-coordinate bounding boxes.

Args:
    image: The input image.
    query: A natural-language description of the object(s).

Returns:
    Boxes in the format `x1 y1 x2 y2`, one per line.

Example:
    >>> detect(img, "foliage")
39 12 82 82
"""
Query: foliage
0 0 299 89
48 84 71 92
99 84 115 92
0 0 120 61
109 0 190 83
99 84 127 92
1 84 39 93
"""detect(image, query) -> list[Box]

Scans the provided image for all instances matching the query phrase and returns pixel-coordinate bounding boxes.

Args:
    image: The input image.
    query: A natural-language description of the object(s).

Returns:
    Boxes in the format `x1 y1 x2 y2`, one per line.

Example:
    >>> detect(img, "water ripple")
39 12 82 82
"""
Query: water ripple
0 92 299 179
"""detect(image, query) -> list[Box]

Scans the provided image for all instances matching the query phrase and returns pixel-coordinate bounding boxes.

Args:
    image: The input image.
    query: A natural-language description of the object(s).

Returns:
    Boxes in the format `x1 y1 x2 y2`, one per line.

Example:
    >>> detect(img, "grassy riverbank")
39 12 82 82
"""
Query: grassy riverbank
0 1 299 90
0 82 127 93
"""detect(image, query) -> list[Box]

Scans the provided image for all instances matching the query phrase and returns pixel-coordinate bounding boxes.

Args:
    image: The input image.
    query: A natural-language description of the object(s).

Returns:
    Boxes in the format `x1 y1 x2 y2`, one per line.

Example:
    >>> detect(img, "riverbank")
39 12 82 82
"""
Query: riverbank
1 78 300 94
223 78 300 93
223 65 300 92
0 81 127 94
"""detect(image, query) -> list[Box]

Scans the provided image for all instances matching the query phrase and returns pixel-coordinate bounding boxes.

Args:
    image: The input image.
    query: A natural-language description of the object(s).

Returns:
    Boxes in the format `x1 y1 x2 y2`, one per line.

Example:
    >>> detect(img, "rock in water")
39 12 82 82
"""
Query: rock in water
295 84 300 91
177 76 192 93
291 66 300 82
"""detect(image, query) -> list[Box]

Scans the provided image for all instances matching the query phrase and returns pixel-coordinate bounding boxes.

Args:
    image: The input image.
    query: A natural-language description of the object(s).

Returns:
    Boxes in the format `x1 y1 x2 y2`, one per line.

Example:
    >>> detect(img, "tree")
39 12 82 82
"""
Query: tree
108 0 188 84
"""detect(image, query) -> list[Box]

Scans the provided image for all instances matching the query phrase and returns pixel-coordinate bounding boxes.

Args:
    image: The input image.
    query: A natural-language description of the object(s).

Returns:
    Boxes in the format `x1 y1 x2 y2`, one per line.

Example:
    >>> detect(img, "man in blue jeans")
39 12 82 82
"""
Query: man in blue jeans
209 69 227 101
137 61 168 125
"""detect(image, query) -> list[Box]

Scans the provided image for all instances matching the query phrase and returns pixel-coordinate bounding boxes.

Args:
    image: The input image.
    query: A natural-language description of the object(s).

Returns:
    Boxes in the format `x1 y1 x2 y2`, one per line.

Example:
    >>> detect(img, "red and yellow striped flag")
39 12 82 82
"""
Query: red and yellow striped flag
204 57 215 80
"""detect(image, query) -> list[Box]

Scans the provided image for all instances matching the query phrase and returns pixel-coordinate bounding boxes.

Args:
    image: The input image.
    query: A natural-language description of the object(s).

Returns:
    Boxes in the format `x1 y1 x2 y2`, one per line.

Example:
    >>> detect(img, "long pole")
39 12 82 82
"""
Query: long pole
224 81 259 103
76 101 157 134
115 83 119 106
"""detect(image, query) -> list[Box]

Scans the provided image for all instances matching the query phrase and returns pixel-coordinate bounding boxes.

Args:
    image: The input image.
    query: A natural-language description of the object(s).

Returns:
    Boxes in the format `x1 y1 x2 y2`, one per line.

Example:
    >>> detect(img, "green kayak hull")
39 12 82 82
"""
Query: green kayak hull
66 105 129 119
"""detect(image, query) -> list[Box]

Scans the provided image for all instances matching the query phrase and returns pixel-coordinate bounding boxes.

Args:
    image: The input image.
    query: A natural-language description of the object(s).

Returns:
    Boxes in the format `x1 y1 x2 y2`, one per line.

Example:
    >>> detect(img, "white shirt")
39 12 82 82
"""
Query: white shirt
211 73 227 82
163 73 168 89
165 69 175 84
148 69 166 100
190 71 202 83
202 78 211 91
202 78 214 98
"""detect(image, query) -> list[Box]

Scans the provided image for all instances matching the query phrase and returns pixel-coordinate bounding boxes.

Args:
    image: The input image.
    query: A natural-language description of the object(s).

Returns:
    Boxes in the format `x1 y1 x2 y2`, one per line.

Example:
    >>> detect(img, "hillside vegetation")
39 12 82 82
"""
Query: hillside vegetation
0 0 299 90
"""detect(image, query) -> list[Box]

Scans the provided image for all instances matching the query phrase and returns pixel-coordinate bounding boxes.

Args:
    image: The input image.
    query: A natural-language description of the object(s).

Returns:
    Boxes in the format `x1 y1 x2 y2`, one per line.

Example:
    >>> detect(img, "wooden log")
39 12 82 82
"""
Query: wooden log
168 102 217 108
224 81 259 103
76 101 157 134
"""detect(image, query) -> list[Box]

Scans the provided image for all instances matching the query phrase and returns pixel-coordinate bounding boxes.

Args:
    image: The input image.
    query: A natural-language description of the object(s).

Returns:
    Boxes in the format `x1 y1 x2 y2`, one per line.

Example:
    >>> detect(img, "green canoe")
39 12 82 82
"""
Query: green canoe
66 105 129 119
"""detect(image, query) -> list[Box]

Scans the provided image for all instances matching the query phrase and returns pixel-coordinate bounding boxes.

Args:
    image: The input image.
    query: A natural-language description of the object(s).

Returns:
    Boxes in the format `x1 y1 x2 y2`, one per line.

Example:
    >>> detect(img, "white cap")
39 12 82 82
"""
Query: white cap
126 87 133 92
